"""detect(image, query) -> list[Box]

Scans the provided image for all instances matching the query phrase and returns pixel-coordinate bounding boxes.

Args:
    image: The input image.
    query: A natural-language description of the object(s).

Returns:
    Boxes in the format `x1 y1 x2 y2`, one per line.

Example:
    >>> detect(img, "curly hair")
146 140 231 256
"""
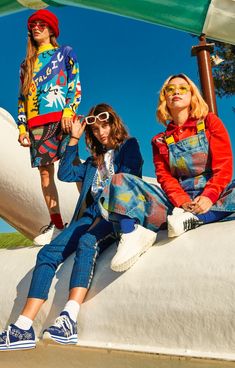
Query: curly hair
21 34 59 97
85 103 129 167
157 74 209 126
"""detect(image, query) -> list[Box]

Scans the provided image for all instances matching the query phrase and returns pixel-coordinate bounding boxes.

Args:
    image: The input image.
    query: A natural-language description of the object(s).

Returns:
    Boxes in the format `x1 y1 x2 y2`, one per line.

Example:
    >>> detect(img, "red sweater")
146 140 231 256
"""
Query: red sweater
151 112 233 207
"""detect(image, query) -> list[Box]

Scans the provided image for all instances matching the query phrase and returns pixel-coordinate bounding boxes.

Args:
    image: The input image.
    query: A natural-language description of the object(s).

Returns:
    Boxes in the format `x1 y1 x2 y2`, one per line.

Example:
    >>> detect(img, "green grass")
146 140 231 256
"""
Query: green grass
0 232 32 249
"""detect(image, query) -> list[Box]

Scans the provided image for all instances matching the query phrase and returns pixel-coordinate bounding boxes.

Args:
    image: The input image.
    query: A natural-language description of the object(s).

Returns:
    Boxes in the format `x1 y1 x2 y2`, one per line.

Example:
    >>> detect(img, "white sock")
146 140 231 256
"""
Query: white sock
62 300 80 322
14 315 33 330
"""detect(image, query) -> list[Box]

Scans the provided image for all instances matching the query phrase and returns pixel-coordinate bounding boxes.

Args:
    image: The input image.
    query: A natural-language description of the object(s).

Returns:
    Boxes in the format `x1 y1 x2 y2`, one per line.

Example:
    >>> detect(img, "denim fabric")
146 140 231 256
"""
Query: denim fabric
99 173 174 233
168 124 235 212
28 204 115 300
58 137 143 223
99 123 235 232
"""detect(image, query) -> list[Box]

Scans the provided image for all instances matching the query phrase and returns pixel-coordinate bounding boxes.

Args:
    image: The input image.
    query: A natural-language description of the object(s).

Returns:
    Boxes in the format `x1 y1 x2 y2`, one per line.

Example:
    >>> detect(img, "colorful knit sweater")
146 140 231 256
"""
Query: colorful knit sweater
17 44 81 133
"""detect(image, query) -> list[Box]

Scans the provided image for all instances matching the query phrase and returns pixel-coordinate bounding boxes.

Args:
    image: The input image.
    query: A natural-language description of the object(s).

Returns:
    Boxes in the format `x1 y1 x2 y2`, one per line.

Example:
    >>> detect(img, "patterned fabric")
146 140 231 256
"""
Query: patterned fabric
43 311 78 345
99 121 235 232
167 121 235 213
0 324 35 351
17 44 81 130
29 121 69 167
152 113 233 206
99 173 173 232
58 137 143 223
91 149 115 197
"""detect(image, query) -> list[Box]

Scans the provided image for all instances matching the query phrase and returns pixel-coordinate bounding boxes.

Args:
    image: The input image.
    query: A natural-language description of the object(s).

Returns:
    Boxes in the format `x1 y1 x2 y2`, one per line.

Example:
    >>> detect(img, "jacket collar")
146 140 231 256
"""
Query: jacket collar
165 117 198 137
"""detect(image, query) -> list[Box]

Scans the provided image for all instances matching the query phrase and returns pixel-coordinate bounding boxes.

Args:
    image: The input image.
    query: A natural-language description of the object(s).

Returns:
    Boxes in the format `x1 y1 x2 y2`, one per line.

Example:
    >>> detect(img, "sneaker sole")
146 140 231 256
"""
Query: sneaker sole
43 332 78 345
168 223 183 237
111 234 157 272
0 341 36 351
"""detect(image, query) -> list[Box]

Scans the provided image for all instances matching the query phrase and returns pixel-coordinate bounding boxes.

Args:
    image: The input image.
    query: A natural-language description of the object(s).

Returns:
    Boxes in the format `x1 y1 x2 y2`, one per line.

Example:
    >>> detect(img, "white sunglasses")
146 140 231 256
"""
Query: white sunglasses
85 111 109 125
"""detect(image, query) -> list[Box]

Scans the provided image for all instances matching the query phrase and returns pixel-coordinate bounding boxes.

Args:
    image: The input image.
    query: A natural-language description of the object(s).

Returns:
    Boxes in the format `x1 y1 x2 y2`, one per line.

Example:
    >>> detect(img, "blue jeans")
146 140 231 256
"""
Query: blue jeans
28 204 115 300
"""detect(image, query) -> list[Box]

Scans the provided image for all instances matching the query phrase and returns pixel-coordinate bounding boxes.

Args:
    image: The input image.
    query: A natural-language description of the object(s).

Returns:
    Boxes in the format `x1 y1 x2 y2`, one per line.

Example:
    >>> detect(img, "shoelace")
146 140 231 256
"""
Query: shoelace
53 316 73 337
183 218 202 231
39 222 54 234
6 326 11 347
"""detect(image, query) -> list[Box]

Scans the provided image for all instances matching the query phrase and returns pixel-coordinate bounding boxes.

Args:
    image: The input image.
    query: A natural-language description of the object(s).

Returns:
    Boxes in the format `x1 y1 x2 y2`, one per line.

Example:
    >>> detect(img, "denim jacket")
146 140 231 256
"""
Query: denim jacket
58 137 143 222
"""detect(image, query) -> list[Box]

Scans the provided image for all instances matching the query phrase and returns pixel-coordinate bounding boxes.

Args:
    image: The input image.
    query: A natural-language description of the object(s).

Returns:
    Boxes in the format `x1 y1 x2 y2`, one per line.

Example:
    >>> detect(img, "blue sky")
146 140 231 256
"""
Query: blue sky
0 5 234 232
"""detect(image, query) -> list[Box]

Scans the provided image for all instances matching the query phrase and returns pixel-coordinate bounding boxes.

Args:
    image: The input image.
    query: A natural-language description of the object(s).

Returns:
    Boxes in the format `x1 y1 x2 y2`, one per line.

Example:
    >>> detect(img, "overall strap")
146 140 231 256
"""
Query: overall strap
197 120 205 132
165 119 205 146
165 135 175 146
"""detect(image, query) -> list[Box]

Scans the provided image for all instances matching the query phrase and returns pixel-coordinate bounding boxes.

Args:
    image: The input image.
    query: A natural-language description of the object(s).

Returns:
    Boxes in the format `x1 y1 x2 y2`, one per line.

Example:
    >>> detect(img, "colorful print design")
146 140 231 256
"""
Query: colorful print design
17 45 81 129
99 173 174 232
98 124 235 232
29 122 69 168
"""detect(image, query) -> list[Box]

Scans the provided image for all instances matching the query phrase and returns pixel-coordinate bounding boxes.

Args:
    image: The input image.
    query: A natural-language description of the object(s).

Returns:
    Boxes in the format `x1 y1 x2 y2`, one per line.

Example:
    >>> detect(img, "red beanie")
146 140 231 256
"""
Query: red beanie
27 9 59 38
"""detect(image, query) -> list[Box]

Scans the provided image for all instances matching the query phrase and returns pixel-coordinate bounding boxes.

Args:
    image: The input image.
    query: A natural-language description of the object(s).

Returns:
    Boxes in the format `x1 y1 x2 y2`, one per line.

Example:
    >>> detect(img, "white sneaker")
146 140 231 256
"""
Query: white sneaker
167 207 202 238
111 225 157 272
33 222 64 246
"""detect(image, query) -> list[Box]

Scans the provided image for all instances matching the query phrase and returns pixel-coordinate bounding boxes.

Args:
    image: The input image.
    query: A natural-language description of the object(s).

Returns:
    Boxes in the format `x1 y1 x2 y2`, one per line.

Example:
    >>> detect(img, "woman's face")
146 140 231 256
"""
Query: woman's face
91 119 112 148
29 21 51 45
164 77 192 112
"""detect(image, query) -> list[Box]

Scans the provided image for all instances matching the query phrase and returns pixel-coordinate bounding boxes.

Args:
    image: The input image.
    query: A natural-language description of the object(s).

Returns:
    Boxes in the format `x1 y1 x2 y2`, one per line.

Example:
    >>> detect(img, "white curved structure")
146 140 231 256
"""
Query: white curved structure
0 108 235 361
0 107 78 239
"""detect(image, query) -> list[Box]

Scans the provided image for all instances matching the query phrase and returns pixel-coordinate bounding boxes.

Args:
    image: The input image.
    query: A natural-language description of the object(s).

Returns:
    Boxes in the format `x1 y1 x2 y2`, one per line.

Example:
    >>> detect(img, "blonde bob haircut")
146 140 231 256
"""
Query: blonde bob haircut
85 103 129 167
157 74 209 126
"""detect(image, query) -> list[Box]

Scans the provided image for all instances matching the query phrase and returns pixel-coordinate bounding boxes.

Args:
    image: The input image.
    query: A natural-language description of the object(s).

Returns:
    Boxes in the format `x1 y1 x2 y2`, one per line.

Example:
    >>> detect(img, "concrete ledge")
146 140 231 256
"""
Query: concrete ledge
1 108 235 361
1 221 235 360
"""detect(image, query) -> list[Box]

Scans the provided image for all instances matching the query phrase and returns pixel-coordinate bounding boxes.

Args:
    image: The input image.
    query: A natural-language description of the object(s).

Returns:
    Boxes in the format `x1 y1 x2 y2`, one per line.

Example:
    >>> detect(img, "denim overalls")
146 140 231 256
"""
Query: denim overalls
99 121 235 232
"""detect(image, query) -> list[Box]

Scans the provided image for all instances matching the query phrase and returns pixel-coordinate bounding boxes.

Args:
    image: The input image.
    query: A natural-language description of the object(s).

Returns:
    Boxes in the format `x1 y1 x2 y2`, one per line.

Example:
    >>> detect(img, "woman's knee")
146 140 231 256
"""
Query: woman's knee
39 165 54 184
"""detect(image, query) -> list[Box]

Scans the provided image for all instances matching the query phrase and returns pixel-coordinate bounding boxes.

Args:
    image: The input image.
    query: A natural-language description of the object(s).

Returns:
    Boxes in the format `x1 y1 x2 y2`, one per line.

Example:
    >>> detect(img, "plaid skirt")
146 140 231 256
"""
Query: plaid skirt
29 122 69 168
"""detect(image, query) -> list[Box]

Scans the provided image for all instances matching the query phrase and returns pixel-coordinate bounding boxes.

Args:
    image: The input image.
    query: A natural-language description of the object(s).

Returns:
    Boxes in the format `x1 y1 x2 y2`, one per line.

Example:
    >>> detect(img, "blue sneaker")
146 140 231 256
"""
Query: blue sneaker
43 312 78 345
0 324 36 351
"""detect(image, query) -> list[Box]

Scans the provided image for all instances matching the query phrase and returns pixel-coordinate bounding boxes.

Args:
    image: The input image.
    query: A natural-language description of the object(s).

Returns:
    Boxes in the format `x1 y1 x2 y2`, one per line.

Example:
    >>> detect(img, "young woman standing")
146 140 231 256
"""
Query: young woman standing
17 9 81 245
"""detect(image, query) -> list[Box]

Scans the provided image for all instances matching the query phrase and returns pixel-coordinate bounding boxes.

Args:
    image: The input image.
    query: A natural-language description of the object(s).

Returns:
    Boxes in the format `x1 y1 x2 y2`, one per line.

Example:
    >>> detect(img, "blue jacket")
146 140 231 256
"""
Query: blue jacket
58 137 143 222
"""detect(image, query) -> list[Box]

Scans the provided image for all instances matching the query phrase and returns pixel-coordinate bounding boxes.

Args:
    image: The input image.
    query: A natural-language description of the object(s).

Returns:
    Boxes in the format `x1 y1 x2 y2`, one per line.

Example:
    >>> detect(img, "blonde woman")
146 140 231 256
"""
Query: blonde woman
17 9 81 245
98 74 235 272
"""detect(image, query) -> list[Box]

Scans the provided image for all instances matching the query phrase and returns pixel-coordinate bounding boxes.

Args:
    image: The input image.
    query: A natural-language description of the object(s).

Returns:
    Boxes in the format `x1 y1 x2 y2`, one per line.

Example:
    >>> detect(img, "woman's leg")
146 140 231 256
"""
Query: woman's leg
42 217 116 345
34 164 64 246
98 173 173 272
38 164 61 219
168 208 233 238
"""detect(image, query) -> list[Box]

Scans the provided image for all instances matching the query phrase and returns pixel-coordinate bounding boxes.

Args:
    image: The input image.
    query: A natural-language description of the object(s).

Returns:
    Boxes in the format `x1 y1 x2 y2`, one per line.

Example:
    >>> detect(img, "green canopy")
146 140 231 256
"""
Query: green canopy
1 0 235 44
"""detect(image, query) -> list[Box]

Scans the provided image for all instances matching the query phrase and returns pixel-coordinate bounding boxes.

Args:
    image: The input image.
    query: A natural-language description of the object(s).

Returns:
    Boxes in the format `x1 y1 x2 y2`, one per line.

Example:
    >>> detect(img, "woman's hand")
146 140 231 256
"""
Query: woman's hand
191 196 213 214
18 133 31 147
68 116 86 146
71 116 86 138
61 116 73 134
181 201 195 212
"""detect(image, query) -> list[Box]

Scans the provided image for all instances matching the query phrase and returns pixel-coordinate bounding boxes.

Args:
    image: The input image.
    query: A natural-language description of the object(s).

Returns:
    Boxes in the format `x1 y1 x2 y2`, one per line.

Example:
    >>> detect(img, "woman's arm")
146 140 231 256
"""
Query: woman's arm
58 145 86 182
62 47 81 121
58 117 87 182
152 135 191 207
118 137 143 177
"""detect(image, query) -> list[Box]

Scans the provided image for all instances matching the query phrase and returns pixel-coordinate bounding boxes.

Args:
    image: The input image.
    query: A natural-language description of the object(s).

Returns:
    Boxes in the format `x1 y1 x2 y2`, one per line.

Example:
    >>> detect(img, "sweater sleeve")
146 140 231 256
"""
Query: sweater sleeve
201 113 233 203
62 47 81 119
118 137 143 177
152 135 191 207
58 144 86 182
17 64 27 134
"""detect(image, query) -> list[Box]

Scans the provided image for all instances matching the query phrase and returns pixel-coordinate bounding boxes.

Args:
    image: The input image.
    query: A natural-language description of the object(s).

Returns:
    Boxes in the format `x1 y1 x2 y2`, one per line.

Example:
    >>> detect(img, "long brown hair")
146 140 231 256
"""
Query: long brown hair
21 34 59 97
85 103 129 167
157 73 209 126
